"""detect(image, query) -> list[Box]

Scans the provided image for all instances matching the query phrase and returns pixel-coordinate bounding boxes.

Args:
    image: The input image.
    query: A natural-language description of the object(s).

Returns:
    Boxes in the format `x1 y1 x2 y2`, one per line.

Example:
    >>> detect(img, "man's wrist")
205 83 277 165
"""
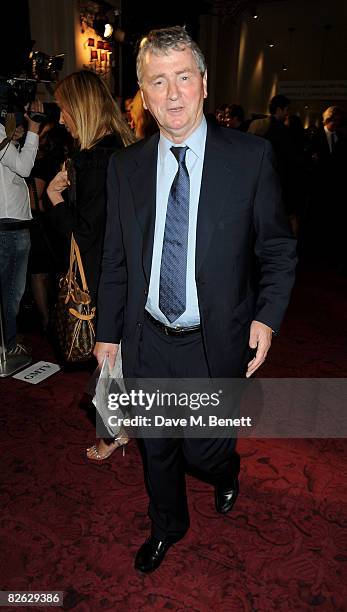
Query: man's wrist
28 125 40 135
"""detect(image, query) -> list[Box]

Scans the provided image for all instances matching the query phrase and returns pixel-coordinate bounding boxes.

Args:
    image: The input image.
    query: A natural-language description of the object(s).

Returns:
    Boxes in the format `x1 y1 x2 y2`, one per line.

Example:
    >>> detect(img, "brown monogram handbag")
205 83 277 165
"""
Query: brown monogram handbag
54 234 96 362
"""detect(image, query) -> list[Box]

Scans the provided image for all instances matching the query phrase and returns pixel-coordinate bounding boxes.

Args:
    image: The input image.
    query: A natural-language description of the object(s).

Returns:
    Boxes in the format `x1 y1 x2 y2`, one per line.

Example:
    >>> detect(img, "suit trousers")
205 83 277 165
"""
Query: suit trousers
134 316 240 541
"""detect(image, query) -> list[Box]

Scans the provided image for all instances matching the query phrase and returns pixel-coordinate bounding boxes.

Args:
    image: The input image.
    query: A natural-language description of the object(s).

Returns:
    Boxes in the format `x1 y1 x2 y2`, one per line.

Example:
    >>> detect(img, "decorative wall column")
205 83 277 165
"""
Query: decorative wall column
29 0 78 79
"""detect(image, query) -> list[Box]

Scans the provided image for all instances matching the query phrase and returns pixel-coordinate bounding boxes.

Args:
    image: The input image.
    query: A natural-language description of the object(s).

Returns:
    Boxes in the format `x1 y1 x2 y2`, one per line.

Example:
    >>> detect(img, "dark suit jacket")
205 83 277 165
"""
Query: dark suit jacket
311 127 331 162
97 122 297 377
264 117 297 213
310 127 347 167
309 127 347 207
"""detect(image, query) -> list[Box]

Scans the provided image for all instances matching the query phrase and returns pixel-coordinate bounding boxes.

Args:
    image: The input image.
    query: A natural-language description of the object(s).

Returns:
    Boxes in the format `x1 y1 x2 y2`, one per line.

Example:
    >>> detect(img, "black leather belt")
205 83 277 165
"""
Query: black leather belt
0 221 31 231
145 310 201 336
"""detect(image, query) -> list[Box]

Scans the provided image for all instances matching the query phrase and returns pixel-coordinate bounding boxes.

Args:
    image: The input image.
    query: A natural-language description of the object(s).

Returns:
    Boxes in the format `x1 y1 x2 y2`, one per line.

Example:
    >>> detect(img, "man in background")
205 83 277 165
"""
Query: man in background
226 104 248 131
309 105 347 268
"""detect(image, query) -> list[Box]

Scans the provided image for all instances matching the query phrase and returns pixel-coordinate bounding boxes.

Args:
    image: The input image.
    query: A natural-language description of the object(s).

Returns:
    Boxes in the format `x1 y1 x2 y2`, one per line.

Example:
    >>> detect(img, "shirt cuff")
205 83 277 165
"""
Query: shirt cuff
26 131 39 145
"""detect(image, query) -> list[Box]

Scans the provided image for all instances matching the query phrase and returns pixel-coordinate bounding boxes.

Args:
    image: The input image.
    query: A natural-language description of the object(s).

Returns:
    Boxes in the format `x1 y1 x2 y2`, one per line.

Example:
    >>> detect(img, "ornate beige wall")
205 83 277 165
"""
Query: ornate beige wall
28 0 116 98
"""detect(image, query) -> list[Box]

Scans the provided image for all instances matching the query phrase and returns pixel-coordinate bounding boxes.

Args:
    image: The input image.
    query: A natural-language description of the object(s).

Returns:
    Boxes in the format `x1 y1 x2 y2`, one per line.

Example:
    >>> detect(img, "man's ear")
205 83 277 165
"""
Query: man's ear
140 88 148 110
203 70 208 99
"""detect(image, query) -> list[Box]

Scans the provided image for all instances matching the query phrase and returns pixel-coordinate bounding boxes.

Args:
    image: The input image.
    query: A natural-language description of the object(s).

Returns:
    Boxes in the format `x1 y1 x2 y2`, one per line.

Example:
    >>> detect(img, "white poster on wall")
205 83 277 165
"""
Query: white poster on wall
278 80 347 100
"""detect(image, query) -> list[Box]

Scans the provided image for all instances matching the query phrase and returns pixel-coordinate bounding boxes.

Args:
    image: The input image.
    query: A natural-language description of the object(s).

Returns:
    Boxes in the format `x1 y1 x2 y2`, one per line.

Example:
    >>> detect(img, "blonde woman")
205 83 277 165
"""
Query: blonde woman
129 89 158 139
46 70 135 460
47 70 134 302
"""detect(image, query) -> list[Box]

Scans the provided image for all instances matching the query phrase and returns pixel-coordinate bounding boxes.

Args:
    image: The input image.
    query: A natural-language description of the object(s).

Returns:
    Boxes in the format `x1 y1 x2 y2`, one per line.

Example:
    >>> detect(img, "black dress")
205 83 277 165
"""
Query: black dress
47 133 124 303
28 128 68 274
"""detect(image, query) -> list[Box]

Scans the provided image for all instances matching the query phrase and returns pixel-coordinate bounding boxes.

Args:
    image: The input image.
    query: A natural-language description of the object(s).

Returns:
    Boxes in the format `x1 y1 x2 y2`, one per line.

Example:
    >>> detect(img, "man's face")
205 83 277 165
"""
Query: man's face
228 116 241 129
326 117 340 132
140 47 207 143
276 106 289 122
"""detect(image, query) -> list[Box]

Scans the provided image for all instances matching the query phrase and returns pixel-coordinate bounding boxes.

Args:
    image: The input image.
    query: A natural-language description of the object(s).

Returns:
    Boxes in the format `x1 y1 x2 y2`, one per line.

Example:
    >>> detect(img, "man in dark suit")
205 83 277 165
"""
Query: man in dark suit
311 106 345 163
308 106 347 265
94 26 297 573
264 95 294 215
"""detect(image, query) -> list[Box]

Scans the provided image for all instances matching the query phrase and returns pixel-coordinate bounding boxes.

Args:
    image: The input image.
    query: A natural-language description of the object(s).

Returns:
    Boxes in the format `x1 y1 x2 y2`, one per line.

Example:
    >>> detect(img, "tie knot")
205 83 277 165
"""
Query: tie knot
170 146 188 164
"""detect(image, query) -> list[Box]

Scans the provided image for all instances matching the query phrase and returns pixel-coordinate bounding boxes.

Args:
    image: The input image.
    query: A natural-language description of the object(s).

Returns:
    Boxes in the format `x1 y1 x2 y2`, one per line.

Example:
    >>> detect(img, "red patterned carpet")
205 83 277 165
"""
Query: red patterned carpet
1 264 347 612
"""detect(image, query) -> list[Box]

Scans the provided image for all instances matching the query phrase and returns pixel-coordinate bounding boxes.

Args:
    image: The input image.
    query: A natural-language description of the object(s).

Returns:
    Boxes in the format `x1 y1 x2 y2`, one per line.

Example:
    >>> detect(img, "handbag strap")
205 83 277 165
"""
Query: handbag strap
67 233 89 294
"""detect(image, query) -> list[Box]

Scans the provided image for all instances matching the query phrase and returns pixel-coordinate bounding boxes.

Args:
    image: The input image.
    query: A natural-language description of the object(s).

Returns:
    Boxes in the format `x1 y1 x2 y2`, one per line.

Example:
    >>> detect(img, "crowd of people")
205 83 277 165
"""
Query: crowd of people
0 74 152 357
215 97 347 248
0 25 345 572
1 85 344 359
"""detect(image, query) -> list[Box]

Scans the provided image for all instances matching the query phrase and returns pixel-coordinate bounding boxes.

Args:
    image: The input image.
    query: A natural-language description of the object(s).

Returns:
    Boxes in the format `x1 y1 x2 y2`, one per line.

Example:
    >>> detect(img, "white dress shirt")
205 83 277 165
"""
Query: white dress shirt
0 123 39 220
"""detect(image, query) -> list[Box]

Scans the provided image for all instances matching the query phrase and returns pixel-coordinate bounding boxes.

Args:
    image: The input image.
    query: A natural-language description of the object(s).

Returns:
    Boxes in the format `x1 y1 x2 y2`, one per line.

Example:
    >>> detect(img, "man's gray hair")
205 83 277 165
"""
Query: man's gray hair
136 26 207 85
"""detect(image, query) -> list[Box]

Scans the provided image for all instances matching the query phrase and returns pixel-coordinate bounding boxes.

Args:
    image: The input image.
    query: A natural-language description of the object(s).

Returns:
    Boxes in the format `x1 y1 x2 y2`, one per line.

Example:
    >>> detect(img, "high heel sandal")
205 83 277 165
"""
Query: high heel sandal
86 432 129 461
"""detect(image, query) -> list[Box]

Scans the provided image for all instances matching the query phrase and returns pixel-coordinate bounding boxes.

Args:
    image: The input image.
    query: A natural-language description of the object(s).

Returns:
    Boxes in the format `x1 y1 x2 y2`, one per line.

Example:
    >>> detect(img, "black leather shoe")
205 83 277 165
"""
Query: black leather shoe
215 476 239 514
134 537 175 573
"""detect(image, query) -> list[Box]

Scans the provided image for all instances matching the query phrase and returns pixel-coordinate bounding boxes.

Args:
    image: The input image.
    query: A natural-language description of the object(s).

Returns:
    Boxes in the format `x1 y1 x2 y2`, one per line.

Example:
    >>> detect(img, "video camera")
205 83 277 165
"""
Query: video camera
0 50 64 127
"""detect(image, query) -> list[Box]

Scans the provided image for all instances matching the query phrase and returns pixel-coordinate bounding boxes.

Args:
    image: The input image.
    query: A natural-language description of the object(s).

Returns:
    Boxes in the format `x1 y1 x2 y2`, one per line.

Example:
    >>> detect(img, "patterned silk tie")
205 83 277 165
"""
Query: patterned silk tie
159 146 190 323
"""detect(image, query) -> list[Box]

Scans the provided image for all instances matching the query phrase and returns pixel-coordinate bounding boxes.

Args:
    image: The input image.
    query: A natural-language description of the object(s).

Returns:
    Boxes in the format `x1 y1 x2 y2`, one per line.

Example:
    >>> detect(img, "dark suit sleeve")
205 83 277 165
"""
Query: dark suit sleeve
96 155 127 343
253 140 297 333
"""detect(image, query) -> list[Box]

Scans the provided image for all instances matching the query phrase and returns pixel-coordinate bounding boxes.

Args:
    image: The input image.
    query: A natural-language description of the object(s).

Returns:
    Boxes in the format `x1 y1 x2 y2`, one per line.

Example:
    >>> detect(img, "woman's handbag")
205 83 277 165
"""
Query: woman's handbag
53 234 96 362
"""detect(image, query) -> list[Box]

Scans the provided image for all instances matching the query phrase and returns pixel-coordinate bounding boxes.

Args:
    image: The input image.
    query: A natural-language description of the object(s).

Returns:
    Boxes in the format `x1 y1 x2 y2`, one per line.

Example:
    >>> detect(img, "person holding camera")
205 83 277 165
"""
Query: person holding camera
0 99 43 355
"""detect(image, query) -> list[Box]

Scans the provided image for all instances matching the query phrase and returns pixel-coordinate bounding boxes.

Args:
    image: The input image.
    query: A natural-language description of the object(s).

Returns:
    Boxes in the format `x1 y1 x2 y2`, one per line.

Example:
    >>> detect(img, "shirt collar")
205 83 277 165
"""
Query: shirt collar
158 116 207 164
324 125 334 138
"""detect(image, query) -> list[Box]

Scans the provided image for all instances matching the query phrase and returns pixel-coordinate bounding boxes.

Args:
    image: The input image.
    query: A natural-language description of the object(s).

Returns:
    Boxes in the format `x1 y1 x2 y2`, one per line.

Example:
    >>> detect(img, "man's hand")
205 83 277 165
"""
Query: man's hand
246 320 273 378
93 342 119 369
25 99 44 134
